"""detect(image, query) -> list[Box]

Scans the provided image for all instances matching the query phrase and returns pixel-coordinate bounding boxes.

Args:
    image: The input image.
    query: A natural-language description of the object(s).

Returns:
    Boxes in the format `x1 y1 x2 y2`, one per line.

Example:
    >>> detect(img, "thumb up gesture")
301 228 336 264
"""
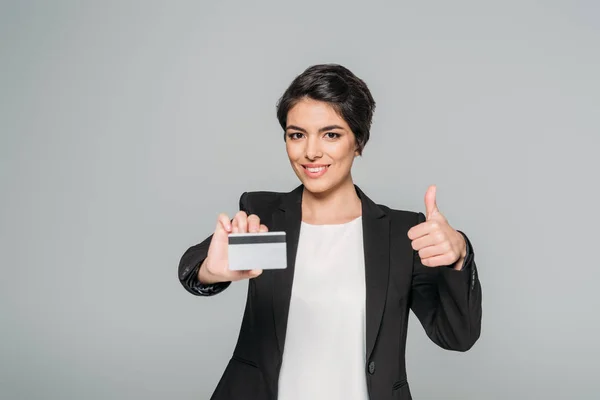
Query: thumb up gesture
407 185 467 269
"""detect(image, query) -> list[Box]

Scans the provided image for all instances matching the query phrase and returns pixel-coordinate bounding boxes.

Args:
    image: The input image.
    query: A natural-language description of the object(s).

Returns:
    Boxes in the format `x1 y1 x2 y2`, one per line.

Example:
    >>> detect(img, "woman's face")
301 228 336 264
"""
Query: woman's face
285 98 359 195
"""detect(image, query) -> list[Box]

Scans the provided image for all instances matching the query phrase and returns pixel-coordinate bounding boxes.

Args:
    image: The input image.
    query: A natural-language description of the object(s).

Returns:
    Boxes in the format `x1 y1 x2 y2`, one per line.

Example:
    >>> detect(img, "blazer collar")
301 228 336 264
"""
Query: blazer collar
272 183 390 362
279 183 386 219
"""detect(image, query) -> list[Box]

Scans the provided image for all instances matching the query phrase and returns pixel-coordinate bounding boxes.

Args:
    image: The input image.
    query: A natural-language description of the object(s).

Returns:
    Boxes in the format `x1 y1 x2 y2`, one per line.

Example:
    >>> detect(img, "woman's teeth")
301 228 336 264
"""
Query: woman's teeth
307 166 326 172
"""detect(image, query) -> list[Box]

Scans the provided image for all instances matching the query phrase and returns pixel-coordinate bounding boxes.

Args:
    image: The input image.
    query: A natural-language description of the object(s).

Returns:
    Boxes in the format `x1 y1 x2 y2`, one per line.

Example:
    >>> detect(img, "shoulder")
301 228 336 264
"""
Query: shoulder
238 190 286 214
356 185 424 226
376 203 425 227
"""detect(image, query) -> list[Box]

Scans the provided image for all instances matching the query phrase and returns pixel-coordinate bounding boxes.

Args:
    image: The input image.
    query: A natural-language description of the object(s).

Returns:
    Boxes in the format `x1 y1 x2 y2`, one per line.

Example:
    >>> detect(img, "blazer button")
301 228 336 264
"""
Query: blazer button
368 361 376 375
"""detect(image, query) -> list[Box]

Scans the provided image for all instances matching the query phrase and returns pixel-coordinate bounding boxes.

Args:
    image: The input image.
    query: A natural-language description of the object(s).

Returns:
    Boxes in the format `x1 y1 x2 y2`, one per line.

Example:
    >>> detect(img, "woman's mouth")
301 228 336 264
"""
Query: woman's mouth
301 164 330 178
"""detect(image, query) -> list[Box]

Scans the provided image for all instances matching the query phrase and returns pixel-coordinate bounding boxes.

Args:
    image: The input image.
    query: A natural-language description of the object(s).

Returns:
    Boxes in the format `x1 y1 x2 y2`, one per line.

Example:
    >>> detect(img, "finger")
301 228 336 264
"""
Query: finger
234 211 248 233
232 217 239 233
232 269 263 280
421 253 456 267
247 269 262 278
411 233 442 251
216 213 232 233
247 214 260 233
424 185 439 220
418 242 451 259
407 220 439 240
259 224 268 233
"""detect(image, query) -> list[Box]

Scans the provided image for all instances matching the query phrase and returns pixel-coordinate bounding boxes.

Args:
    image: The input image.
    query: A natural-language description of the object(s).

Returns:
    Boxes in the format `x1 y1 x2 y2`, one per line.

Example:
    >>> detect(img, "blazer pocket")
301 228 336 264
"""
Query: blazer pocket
392 377 408 391
211 356 267 399
232 354 259 368
392 378 411 400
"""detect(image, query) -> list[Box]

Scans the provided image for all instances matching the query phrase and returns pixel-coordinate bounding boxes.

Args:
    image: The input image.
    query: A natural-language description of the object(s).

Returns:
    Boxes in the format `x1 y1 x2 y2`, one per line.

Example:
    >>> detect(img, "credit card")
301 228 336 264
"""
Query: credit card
227 231 287 271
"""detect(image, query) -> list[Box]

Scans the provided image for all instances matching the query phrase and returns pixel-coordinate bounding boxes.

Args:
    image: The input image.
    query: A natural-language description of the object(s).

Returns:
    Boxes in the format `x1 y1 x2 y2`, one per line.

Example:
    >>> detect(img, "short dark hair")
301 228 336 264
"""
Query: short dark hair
276 64 376 155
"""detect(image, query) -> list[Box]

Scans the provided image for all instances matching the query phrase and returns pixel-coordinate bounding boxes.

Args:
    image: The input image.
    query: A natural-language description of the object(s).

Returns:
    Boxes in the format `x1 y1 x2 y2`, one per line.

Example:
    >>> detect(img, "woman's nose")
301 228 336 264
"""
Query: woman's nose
305 138 322 160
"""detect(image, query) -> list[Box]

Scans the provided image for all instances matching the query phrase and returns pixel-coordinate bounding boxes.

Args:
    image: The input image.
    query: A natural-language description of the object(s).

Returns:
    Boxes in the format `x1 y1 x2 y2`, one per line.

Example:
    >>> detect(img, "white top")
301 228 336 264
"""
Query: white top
278 217 368 400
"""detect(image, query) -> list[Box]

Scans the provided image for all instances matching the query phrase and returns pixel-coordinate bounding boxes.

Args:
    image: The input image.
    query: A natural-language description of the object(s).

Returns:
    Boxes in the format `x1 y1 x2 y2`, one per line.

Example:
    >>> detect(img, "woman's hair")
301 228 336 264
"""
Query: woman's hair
276 64 376 155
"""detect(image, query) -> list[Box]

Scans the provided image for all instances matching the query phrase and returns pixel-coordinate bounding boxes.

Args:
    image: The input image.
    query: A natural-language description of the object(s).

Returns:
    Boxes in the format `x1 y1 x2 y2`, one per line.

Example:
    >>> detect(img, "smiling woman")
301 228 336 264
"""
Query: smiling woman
284 99 362 222
277 64 375 224
177 64 482 400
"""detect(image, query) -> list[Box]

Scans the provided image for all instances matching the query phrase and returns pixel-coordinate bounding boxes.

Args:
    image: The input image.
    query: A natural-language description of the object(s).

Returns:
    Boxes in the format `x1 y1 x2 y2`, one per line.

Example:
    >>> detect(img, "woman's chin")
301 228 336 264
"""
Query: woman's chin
300 178 338 195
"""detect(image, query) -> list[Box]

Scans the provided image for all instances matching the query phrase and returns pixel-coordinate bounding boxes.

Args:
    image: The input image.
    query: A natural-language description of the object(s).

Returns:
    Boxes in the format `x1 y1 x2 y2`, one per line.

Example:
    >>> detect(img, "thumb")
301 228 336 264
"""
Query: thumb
242 269 263 280
424 185 439 220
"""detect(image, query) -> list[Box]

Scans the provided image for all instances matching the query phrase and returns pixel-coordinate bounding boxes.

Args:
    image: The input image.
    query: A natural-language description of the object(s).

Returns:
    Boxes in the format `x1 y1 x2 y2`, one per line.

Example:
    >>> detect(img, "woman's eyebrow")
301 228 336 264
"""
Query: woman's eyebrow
317 125 345 132
285 125 307 132
285 124 345 133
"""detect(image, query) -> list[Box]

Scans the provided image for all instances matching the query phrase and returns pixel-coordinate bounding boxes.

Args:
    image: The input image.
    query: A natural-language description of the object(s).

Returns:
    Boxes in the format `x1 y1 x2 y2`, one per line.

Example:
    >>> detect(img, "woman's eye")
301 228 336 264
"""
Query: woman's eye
325 132 340 139
288 132 304 140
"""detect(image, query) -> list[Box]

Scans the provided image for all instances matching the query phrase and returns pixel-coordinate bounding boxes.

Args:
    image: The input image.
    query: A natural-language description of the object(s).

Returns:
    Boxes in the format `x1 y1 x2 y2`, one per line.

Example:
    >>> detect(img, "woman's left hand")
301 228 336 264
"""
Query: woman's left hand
407 185 467 270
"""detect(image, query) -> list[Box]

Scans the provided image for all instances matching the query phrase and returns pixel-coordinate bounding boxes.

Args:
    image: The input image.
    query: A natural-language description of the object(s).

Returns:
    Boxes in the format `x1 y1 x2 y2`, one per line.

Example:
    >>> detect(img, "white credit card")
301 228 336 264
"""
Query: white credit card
227 231 287 271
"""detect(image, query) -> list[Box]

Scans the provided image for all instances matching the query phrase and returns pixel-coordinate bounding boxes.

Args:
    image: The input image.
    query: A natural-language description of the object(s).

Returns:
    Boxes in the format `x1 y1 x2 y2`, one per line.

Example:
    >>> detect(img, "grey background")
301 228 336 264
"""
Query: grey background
1 1 598 399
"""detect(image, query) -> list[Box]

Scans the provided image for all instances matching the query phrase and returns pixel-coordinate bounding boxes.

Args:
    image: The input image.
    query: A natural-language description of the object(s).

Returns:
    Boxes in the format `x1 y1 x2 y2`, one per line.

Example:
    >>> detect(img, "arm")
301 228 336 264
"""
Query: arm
178 234 231 296
409 212 482 351
177 192 252 296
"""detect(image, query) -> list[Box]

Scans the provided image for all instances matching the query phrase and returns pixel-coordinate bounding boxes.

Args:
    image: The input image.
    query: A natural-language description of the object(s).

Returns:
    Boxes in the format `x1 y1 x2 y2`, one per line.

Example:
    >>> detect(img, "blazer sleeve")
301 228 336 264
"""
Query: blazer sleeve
408 212 482 351
177 192 250 296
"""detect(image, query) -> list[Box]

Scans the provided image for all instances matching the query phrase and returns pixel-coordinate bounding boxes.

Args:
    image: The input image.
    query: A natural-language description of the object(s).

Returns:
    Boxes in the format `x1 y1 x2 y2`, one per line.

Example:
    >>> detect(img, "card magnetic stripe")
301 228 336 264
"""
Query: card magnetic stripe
228 235 286 245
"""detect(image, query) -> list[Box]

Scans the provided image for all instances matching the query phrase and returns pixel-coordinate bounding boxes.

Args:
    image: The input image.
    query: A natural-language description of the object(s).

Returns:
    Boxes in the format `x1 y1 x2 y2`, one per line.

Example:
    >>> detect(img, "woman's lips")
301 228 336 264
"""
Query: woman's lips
302 164 330 178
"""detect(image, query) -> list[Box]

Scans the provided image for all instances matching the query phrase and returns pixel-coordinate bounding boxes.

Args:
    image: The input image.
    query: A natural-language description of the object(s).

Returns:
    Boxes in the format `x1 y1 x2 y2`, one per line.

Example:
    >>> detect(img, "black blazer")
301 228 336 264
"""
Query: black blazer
178 185 482 400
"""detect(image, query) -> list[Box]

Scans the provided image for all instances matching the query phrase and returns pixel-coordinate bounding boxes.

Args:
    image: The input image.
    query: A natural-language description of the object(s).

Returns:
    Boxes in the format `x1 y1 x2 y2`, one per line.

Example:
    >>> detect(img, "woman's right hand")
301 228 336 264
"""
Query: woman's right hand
197 211 268 284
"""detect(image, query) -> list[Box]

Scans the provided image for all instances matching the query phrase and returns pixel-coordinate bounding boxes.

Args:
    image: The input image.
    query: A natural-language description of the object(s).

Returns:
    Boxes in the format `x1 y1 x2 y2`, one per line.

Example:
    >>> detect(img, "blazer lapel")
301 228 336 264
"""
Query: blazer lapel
269 184 390 364
356 186 390 362
271 185 303 356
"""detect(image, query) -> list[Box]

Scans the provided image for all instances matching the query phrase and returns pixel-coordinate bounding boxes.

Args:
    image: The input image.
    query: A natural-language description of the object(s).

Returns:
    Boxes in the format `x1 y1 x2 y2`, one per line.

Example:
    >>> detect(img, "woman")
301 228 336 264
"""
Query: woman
178 64 482 400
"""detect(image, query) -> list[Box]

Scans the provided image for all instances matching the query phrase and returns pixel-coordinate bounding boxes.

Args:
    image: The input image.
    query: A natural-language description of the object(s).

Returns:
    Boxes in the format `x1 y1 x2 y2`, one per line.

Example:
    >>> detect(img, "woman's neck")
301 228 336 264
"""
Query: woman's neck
301 178 362 225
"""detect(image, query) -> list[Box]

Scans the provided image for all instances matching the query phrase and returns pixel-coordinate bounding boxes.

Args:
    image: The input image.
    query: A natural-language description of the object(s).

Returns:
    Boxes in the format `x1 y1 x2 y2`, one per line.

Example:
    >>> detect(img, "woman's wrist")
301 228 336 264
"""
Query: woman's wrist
197 259 221 285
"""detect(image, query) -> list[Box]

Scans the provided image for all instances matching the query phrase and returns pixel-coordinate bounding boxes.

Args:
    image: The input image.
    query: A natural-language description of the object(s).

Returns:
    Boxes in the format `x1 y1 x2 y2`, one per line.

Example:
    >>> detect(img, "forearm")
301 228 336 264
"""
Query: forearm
178 236 231 296
426 260 481 351
410 234 482 351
